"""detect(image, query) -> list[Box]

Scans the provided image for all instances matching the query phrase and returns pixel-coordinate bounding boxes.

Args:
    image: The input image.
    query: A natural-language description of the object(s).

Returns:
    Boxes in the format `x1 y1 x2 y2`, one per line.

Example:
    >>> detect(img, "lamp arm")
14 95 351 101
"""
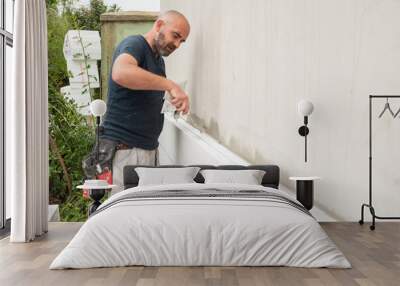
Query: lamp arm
96 116 100 168
305 132 307 162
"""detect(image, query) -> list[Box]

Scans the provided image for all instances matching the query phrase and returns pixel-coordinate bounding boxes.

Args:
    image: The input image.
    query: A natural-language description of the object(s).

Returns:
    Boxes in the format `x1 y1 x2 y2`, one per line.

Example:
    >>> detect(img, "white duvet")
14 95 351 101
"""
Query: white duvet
50 183 351 269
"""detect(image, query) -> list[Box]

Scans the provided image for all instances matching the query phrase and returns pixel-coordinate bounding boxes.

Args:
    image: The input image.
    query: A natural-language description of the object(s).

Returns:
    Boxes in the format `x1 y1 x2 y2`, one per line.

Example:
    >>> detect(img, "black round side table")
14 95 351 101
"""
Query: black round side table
289 177 321 210
77 181 117 216
87 188 108 215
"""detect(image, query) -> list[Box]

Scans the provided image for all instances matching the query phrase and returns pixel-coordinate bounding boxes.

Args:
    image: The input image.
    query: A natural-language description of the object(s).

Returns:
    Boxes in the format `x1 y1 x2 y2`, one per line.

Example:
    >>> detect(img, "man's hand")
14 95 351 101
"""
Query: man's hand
168 82 190 114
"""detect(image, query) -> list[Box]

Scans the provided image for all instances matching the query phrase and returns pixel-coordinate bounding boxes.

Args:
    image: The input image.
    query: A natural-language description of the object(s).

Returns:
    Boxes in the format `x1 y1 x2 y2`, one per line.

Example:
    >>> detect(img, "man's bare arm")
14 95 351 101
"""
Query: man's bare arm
111 53 189 114
111 53 174 91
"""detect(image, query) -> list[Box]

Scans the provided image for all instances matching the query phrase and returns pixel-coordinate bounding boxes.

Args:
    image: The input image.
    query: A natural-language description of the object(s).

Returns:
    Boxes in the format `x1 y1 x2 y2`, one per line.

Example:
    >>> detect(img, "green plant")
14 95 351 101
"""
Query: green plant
47 0 118 221
59 191 90 221
62 0 118 32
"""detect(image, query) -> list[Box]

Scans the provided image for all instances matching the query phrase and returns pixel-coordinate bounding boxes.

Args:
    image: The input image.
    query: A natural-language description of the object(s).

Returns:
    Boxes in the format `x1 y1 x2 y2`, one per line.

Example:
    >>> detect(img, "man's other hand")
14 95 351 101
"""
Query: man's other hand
168 82 190 114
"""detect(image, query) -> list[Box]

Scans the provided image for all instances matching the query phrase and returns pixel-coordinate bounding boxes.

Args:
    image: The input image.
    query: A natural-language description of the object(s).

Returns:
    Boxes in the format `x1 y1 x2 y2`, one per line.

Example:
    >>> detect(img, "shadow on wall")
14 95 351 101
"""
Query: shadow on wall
188 114 260 165
188 114 220 138
186 3 222 143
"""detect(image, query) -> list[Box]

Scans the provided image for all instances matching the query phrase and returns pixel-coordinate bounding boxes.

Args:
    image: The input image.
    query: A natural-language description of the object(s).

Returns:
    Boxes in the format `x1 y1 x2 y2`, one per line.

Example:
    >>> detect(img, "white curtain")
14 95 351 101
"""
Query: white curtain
7 0 49 242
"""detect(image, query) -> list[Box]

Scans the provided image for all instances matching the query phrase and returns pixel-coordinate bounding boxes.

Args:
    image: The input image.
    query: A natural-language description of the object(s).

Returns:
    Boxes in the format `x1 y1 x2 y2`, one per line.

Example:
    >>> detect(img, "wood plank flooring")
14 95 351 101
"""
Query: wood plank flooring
0 222 399 286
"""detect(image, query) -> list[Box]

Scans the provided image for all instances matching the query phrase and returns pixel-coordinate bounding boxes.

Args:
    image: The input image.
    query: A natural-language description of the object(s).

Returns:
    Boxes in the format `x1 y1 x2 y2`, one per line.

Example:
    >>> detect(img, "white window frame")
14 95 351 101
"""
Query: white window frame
0 0 14 233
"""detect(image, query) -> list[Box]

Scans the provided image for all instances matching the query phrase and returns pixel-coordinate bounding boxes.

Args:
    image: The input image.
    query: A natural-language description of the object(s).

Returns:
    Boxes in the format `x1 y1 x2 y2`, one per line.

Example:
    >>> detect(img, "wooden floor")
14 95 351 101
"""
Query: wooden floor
0 222 399 286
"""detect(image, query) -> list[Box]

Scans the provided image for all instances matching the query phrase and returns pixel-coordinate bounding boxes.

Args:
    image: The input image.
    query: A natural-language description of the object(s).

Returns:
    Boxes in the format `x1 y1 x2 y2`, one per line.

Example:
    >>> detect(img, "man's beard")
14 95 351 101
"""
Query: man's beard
154 32 175 57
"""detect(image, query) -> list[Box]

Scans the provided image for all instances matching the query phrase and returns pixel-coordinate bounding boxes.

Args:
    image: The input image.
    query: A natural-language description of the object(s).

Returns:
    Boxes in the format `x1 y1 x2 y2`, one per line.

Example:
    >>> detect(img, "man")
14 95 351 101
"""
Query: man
100 10 191 192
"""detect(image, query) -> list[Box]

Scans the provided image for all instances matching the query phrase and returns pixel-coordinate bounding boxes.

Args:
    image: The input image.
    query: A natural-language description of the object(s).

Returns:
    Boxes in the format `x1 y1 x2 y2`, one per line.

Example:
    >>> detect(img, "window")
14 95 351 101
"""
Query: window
5 0 13 33
0 0 14 234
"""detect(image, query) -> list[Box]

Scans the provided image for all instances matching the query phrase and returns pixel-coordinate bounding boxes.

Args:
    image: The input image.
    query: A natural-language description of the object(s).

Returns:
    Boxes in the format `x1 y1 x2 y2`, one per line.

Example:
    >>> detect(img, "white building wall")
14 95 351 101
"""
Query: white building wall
159 115 336 221
160 0 400 221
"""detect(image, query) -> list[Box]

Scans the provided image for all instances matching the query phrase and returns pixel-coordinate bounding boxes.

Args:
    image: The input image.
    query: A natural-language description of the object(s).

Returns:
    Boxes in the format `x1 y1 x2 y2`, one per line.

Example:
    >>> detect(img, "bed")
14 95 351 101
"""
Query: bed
50 165 351 269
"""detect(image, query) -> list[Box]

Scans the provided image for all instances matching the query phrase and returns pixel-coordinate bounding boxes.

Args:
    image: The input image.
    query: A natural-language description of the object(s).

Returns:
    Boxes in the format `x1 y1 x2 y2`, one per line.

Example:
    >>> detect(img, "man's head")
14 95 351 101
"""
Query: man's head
152 10 190 57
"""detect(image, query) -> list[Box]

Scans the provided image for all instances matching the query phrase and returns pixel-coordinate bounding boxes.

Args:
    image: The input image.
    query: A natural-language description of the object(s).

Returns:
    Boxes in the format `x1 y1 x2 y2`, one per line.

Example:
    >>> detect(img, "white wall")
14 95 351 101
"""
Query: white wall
159 114 249 165
161 0 400 221
159 115 336 221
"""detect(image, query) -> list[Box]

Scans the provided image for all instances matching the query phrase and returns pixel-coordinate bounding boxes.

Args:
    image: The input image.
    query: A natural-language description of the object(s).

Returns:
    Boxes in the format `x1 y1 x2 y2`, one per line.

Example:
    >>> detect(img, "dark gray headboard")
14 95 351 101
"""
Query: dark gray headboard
123 164 280 189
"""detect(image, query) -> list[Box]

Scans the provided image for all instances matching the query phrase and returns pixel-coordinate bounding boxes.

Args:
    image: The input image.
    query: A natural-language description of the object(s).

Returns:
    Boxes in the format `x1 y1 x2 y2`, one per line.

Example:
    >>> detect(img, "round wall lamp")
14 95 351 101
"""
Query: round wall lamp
297 100 314 162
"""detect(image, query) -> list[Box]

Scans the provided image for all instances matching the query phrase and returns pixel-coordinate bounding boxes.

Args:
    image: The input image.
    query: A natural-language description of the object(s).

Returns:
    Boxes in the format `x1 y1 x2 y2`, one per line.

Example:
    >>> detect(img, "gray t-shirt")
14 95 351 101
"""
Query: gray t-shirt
101 35 166 150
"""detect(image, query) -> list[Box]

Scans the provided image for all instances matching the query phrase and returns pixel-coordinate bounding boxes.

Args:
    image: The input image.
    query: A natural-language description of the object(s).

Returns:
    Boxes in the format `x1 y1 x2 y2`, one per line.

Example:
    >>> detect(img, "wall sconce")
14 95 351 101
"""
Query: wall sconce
297 100 314 162
90 99 107 165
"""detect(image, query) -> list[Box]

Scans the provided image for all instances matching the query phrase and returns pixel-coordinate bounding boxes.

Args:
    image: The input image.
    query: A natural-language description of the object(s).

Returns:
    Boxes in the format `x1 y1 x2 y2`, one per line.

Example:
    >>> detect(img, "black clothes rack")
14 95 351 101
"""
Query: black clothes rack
359 95 400 230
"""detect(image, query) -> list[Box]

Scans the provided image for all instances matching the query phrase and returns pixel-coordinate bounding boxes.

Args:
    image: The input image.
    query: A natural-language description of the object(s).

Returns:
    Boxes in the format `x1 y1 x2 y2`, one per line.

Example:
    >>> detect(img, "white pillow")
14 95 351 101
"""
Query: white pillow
135 167 201 186
200 169 266 185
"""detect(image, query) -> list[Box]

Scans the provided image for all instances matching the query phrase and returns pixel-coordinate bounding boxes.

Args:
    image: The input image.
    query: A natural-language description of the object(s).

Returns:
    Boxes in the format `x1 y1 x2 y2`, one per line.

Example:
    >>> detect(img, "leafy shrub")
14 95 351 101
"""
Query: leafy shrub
47 0 118 221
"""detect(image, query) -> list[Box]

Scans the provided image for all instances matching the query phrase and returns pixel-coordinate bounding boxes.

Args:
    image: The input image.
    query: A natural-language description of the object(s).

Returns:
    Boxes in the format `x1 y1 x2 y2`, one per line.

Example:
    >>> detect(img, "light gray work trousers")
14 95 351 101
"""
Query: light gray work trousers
111 147 159 195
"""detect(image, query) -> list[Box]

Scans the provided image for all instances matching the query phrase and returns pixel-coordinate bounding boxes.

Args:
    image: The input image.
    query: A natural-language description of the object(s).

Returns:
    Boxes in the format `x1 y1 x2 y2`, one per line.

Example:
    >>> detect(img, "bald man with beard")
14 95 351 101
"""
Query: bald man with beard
99 10 191 193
